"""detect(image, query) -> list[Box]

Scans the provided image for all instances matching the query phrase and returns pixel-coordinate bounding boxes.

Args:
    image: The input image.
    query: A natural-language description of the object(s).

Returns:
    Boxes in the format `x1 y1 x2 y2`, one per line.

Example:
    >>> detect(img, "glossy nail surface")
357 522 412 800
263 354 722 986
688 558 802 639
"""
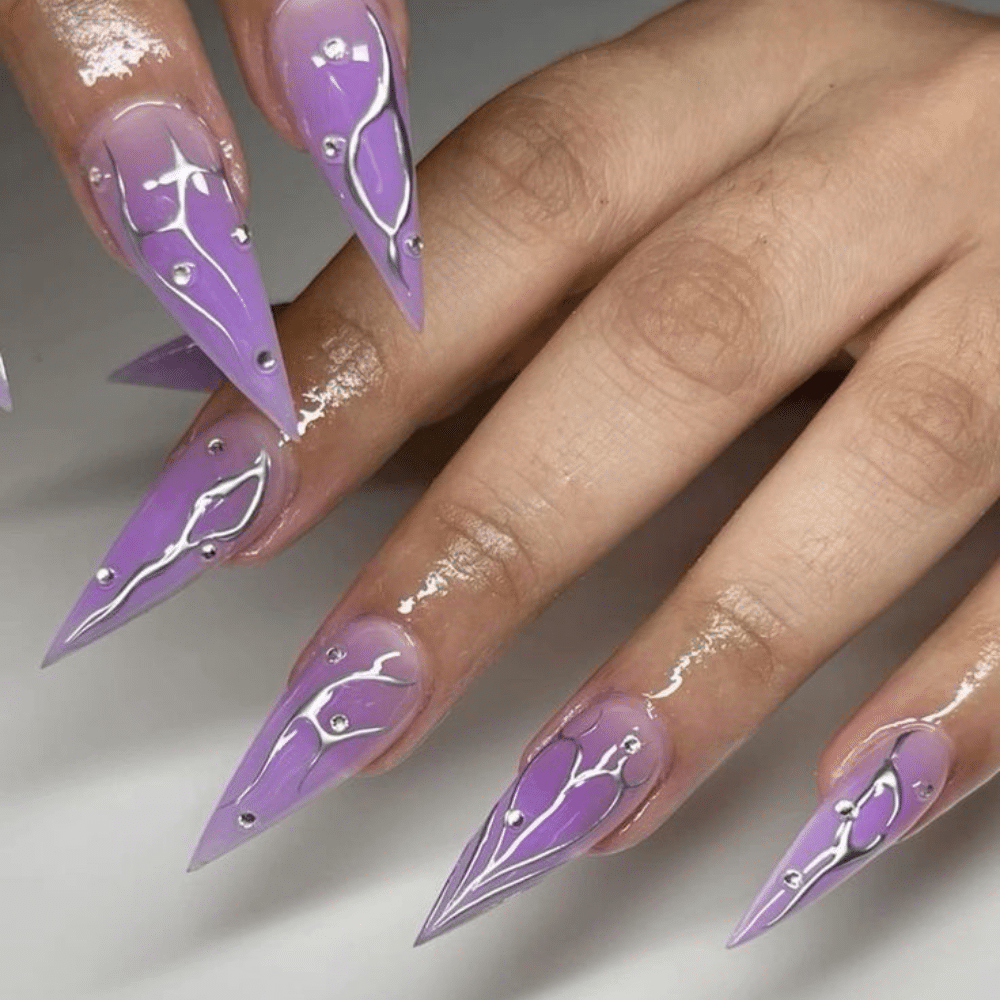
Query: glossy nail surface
729 726 952 948
271 0 423 327
44 414 294 665
110 335 222 393
190 616 424 868
417 693 670 944
81 101 296 435
0 353 11 412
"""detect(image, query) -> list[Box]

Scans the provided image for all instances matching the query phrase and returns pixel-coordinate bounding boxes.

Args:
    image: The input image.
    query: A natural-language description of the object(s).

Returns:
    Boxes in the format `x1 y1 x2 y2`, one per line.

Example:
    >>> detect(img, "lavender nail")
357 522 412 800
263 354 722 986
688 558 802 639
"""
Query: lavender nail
0 353 11 412
81 101 297 435
271 0 423 328
728 726 952 948
43 413 294 666
417 693 670 945
189 616 425 868
110 335 223 393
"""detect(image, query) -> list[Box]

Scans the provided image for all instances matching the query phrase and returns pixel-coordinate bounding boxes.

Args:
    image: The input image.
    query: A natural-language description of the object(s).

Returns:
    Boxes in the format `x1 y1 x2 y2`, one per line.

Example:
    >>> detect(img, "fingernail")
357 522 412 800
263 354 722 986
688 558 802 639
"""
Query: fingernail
0 353 11 412
43 413 295 666
189 616 425 868
81 100 297 436
417 693 670 945
110 335 222 393
728 726 952 948
270 0 423 328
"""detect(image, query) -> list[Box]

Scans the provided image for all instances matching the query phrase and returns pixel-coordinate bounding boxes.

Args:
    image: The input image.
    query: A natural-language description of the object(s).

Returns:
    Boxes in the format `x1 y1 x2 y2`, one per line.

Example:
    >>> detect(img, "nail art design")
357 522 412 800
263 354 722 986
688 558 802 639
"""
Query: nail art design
81 101 296 435
0 353 11 412
43 414 293 666
110 335 222 393
189 617 424 868
728 726 952 948
271 0 423 327
417 693 669 944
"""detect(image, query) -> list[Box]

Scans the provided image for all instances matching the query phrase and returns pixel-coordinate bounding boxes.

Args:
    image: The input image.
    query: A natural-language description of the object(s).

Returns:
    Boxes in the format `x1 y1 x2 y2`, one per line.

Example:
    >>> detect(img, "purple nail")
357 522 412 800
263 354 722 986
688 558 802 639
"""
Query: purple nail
81 101 297 436
109 335 223 393
271 0 423 328
728 726 952 948
43 414 295 666
417 693 670 945
0 353 11 412
189 616 425 868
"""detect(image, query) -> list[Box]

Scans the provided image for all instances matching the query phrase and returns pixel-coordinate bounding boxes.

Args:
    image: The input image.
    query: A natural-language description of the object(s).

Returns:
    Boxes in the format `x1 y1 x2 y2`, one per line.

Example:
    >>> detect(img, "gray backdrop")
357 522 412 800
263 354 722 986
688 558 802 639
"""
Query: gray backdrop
2 1 1000 998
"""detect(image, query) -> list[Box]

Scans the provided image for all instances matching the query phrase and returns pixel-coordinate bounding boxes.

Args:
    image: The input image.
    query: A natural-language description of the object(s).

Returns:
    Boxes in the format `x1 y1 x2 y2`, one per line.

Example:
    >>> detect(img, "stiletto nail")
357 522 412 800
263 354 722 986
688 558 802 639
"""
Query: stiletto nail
110 335 222 393
43 413 295 666
728 726 952 948
270 0 423 328
417 693 670 945
81 101 297 436
189 616 425 868
0 353 11 412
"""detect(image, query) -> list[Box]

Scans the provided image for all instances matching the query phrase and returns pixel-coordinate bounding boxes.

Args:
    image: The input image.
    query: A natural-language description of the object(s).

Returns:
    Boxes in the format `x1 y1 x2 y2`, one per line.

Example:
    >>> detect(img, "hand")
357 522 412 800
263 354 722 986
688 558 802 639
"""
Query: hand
43 0 1000 948
0 0 420 428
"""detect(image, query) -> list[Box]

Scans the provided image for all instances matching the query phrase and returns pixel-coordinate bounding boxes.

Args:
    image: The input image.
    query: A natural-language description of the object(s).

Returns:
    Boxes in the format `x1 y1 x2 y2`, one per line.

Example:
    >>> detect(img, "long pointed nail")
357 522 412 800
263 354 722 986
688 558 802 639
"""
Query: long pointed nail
728 726 952 948
81 101 297 436
0 353 11 412
44 414 295 666
109 335 222 393
417 693 670 945
189 616 425 869
271 0 424 328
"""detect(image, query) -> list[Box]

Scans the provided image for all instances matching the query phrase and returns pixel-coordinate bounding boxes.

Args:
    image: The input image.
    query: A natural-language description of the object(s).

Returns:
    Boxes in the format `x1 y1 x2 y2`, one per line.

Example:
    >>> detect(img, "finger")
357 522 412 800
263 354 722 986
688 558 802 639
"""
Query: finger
44 0 816 667
190 16 986 875
216 0 421 326
0 0 296 434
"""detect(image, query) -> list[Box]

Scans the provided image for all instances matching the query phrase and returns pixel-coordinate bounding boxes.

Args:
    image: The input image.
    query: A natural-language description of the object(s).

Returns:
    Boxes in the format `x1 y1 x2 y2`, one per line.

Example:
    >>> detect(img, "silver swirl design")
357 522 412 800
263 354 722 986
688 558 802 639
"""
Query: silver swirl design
751 733 908 934
105 128 248 353
430 720 640 931
342 8 415 286
66 451 270 644
231 649 416 804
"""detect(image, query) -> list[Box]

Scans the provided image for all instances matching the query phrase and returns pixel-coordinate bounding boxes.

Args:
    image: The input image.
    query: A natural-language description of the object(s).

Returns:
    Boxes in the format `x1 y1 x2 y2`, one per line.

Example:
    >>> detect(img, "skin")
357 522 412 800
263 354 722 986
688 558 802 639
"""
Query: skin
9 0 1000 927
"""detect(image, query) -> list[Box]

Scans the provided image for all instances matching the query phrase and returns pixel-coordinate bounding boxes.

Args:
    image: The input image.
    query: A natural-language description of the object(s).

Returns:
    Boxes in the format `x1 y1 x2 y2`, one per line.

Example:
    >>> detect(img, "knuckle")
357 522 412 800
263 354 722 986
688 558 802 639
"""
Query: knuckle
425 495 548 614
450 84 607 245
851 358 997 510
605 235 774 404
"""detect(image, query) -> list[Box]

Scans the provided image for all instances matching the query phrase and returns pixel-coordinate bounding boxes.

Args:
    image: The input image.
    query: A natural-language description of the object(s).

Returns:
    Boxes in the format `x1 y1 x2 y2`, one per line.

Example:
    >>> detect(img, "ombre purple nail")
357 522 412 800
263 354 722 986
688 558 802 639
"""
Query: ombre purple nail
189 616 425 868
81 101 297 435
728 726 952 948
271 0 423 328
109 335 222 393
417 693 670 944
43 413 295 666
0 353 11 412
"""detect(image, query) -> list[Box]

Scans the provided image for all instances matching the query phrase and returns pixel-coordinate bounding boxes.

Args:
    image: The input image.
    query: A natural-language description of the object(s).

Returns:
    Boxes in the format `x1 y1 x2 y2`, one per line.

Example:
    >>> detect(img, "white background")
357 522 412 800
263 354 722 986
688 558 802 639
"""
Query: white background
3 1 1000 997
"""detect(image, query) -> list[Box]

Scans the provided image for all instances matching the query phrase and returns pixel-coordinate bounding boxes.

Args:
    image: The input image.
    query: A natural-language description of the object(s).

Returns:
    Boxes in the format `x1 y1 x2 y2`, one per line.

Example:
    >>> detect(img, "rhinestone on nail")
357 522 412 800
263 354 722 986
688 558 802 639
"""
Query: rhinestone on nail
404 235 424 258
329 714 350 734
207 438 225 455
326 646 346 663
200 543 218 560
88 166 106 188
322 135 346 161
504 809 525 828
237 812 257 828
782 870 803 889
621 734 642 756
231 224 251 245
834 800 857 818
95 567 116 586
913 780 935 800
171 262 194 287
256 350 276 372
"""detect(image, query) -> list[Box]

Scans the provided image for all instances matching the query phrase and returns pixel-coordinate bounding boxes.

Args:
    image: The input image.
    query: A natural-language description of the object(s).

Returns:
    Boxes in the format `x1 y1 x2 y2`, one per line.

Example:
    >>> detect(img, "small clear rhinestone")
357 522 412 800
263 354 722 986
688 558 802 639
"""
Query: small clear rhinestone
329 714 350 734
207 438 225 455
621 734 642 756
503 809 525 828
834 800 857 818
237 812 257 828
322 135 346 160
200 543 218 560
913 781 935 801
88 166 105 187
232 224 251 245
95 567 116 586
782 870 803 889
322 37 348 61
326 646 346 663
256 350 276 372
404 235 424 258
171 262 194 287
